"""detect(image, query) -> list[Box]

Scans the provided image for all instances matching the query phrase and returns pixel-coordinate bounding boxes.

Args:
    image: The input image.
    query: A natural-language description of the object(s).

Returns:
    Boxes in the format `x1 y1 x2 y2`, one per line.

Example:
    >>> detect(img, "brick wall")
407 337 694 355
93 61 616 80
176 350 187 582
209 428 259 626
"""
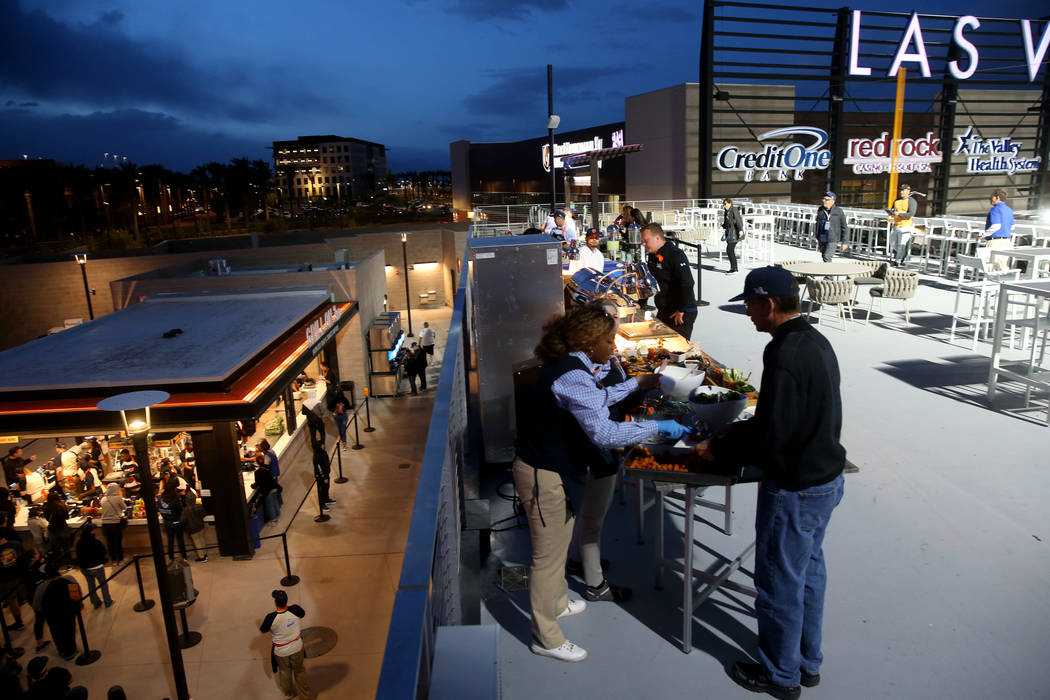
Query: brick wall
0 228 466 351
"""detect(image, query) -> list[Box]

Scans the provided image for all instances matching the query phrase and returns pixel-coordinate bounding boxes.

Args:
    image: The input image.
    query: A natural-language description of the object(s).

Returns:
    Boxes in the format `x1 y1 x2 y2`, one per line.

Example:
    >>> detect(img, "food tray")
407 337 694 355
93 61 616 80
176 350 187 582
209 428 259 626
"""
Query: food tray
623 444 764 486
618 321 682 339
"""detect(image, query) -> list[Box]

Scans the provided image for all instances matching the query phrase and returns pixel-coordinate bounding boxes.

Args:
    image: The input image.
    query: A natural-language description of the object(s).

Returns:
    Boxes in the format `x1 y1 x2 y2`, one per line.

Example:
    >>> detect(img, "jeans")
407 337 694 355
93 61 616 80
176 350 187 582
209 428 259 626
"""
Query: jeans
333 413 349 444
82 565 113 607
818 240 835 262
264 491 282 521
164 521 188 560
755 474 844 687
890 227 913 263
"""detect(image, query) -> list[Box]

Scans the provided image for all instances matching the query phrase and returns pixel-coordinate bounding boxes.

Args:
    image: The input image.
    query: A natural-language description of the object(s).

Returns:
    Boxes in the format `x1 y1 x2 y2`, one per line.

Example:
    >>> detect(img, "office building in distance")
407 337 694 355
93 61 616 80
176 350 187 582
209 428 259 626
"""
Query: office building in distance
272 135 388 205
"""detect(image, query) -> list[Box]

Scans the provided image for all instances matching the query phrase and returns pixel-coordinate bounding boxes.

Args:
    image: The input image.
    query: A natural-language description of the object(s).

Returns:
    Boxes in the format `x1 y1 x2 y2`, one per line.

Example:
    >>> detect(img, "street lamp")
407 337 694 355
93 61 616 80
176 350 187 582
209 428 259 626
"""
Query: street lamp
73 254 95 320
401 232 414 337
95 390 190 700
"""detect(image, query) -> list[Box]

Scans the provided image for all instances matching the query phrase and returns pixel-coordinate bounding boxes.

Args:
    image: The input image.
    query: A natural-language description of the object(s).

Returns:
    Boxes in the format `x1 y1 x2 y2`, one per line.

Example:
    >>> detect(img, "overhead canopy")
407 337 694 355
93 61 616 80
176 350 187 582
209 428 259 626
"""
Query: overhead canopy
561 144 644 230
561 144 643 169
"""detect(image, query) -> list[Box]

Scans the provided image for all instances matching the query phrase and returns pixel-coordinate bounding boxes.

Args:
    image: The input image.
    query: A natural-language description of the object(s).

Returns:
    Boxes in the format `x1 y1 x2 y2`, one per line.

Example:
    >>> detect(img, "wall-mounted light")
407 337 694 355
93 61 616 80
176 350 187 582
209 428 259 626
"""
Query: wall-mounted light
412 262 439 270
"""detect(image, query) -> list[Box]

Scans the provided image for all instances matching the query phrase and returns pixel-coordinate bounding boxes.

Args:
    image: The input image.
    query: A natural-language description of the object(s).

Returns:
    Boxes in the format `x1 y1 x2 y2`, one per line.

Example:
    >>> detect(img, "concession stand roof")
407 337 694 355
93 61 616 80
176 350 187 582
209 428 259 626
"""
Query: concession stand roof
0 287 357 433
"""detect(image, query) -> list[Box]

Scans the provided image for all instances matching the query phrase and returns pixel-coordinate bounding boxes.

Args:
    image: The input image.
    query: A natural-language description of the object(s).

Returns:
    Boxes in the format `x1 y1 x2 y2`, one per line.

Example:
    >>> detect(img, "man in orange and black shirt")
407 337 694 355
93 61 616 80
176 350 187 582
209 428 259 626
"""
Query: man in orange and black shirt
641 222 697 341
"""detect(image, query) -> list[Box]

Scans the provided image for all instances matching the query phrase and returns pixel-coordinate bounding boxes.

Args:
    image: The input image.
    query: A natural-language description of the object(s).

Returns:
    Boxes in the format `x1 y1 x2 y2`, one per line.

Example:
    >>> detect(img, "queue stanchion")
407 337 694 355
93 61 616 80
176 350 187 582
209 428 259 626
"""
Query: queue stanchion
351 411 364 450
280 532 300 587
334 440 348 484
132 555 156 612
363 390 375 432
74 609 101 665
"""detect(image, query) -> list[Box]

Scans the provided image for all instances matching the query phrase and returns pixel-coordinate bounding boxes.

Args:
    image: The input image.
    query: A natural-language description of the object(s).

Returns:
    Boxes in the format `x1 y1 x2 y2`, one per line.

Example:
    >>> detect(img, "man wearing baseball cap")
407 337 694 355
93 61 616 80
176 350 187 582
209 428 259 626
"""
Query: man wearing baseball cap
579 229 605 272
696 266 846 700
815 192 847 262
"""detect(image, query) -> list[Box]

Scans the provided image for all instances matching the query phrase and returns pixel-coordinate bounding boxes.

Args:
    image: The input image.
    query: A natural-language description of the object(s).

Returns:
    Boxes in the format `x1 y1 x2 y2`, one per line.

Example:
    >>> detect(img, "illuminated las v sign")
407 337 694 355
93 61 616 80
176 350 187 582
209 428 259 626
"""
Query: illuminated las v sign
848 11 1050 82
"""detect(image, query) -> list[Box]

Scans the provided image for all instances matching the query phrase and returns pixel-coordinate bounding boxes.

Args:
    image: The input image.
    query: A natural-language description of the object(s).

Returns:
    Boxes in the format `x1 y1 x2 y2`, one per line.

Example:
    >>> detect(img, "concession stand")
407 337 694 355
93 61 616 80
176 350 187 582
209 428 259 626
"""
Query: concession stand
0 287 356 557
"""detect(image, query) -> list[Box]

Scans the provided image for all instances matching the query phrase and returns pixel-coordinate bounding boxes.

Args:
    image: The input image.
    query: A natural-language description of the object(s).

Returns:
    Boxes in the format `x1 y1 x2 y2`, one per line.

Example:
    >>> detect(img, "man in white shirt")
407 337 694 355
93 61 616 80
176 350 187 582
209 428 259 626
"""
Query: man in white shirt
579 230 606 272
419 322 436 358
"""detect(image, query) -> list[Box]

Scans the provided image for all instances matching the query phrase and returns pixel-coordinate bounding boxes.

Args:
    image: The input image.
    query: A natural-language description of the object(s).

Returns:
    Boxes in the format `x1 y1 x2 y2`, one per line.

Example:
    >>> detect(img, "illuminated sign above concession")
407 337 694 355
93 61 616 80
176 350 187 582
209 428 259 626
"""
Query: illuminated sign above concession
849 11 1050 82
542 129 624 172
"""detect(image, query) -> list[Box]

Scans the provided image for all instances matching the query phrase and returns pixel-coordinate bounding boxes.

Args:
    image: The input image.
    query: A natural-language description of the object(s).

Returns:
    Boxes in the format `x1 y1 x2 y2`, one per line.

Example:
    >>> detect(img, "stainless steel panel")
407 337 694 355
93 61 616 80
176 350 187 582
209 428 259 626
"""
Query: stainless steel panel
370 349 395 372
468 236 565 463
371 373 400 397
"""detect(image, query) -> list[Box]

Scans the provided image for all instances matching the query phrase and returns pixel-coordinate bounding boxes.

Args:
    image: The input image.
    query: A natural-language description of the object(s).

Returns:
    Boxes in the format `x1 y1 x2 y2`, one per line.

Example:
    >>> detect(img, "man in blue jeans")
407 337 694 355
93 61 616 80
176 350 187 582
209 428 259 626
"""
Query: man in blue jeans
696 266 846 700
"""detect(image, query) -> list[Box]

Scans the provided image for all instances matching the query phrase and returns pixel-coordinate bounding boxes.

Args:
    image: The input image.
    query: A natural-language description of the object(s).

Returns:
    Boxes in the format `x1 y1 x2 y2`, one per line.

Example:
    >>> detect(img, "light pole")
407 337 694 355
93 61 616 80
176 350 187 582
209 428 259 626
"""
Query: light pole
547 64 559 212
96 390 190 700
401 232 414 337
73 254 95 320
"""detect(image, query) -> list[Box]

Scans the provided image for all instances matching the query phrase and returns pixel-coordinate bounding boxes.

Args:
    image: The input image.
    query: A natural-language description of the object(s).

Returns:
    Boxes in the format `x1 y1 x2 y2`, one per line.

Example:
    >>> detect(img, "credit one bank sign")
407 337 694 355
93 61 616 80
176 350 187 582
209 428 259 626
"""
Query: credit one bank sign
848 11 1049 82
717 127 831 182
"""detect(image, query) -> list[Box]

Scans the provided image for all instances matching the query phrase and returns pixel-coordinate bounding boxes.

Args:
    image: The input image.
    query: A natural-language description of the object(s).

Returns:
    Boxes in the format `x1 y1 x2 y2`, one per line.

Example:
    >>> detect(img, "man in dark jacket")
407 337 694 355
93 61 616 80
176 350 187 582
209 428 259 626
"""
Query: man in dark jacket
696 267 846 700
815 192 847 262
312 445 334 511
405 342 427 394
641 222 698 340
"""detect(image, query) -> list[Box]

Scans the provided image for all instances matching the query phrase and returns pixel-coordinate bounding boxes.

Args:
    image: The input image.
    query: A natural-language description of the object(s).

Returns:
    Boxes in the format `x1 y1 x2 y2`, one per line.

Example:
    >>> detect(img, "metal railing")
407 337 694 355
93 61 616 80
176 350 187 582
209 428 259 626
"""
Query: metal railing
377 265 470 699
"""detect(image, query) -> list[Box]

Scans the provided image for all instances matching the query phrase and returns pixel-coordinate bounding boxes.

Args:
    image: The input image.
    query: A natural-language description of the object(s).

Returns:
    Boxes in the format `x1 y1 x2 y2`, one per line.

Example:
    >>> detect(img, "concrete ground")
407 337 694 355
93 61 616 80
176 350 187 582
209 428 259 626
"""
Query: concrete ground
485 242 1049 700
2 308 452 699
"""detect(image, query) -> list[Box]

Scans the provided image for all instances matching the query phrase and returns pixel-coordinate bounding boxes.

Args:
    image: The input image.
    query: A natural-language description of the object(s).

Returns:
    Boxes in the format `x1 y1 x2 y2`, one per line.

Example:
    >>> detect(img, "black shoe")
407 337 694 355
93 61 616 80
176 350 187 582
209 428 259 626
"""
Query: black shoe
730 662 801 700
325 499 337 504
800 670 820 687
10 622 25 632
583 579 632 603
195 556 208 563
566 558 610 577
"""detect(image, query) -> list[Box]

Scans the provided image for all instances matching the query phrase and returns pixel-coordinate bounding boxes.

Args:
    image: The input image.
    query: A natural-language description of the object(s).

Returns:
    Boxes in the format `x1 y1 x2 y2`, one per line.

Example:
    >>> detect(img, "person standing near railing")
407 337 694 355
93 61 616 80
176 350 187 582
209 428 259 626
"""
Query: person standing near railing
514 305 683 663
74 522 113 609
721 197 745 274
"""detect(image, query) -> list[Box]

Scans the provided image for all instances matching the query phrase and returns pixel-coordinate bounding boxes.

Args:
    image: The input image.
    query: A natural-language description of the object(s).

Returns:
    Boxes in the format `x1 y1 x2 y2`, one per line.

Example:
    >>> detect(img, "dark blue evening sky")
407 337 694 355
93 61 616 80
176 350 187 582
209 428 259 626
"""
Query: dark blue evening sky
0 0 1044 173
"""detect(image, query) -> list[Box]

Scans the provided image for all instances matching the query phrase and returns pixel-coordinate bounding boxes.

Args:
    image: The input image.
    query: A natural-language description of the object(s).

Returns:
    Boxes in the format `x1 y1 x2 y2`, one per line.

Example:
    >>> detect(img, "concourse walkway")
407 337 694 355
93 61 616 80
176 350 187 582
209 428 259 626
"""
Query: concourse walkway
3 309 452 699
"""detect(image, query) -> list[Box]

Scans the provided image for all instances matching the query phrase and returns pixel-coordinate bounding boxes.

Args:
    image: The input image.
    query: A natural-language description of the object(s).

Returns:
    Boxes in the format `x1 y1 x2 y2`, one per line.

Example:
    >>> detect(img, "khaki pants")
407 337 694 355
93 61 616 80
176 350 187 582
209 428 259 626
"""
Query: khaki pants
570 470 618 587
276 649 312 699
512 458 575 649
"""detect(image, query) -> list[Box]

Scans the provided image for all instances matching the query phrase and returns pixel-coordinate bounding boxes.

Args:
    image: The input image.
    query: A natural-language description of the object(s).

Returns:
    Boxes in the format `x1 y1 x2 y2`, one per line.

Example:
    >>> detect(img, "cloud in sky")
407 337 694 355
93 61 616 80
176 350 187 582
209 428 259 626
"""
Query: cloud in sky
440 0 569 20
0 1 337 152
0 107 269 171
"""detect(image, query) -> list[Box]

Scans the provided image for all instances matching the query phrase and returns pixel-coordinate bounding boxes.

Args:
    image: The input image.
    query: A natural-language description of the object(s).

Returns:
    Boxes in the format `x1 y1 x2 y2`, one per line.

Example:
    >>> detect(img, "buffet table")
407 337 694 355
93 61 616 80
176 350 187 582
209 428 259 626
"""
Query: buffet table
627 451 764 654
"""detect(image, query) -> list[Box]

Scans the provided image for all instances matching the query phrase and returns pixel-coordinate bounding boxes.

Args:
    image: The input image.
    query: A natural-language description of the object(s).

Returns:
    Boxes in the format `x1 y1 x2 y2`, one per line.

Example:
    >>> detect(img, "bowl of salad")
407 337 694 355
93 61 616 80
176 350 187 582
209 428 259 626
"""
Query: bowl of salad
688 385 748 429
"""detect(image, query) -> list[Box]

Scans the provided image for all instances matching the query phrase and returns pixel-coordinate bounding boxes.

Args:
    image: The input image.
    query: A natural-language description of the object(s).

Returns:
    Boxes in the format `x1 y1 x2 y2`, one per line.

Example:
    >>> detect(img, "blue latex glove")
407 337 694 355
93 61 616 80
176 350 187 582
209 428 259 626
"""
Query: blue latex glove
656 420 689 440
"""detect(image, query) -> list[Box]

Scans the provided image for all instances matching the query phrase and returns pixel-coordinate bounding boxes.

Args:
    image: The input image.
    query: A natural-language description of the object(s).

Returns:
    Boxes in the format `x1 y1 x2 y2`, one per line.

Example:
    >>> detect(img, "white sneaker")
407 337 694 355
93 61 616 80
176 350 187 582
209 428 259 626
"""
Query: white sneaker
530 639 588 662
557 599 587 619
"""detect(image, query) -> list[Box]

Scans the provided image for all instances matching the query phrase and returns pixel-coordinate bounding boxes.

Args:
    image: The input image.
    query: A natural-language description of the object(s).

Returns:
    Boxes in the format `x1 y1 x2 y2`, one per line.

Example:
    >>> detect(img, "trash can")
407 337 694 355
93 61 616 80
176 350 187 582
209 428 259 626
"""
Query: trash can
166 558 196 606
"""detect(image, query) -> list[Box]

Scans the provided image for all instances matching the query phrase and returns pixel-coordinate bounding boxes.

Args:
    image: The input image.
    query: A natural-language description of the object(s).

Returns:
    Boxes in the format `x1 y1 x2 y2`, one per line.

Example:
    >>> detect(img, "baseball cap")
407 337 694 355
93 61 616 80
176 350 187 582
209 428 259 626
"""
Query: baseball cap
553 210 565 218
586 230 601 239
729 266 798 301
823 191 835 200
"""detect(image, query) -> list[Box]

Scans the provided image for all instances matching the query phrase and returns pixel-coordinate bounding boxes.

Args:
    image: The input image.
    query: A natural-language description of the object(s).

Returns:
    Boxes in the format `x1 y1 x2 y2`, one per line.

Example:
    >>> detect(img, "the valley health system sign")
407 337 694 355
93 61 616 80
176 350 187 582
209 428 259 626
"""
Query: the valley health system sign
954 127 1042 175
